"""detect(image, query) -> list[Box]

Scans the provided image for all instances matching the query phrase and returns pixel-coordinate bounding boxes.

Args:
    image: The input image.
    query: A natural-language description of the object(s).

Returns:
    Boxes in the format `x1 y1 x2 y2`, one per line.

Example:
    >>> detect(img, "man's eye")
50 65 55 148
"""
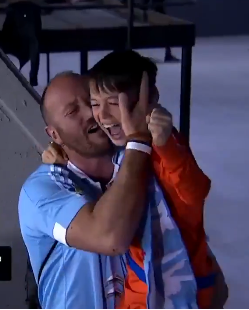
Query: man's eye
109 101 119 105
66 108 78 116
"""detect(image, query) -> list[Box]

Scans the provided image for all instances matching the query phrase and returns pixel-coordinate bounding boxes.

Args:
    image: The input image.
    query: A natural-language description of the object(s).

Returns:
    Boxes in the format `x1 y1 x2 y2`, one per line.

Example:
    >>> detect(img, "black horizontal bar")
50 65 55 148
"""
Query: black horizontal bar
41 1 195 10
0 4 126 12
164 1 196 6
41 3 126 10
0 0 196 12
36 24 195 53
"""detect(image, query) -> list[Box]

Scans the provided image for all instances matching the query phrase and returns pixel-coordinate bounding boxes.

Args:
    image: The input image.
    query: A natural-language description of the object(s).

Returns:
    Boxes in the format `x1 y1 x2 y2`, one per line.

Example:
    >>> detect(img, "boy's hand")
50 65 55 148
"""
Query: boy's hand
147 105 173 147
42 142 68 165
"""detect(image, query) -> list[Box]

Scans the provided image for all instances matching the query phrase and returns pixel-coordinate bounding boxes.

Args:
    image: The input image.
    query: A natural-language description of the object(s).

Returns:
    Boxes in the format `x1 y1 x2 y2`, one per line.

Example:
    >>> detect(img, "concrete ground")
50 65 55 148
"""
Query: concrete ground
4 36 249 308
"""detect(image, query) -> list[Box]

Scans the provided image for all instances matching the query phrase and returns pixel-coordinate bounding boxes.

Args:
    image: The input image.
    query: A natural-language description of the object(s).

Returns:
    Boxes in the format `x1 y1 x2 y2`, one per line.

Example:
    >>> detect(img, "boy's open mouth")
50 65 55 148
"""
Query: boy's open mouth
102 124 122 139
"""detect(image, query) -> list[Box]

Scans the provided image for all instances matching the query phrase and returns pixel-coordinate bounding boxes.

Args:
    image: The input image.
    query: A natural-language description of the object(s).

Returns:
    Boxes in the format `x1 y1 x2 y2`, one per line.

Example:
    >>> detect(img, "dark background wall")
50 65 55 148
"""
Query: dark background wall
167 0 249 37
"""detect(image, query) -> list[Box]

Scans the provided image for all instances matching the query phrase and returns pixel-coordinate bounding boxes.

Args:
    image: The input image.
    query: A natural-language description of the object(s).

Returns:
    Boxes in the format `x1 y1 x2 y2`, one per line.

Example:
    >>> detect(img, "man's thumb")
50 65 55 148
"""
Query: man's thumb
118 93 129 121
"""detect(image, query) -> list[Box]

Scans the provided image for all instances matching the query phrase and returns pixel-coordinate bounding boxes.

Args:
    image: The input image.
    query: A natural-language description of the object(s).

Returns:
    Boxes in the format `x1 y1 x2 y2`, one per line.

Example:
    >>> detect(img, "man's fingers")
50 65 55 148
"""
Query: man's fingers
118 92 130 122
138 72 149 113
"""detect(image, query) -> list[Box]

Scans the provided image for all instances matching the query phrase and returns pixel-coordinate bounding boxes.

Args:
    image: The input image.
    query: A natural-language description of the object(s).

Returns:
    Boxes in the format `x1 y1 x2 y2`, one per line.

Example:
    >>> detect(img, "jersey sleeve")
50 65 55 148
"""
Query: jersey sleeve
20 174 93 246
151 127 211 205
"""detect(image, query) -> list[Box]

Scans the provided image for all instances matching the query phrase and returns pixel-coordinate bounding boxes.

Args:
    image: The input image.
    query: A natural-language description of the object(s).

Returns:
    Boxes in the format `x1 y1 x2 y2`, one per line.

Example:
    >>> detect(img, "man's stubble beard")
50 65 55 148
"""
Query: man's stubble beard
59 130 114 159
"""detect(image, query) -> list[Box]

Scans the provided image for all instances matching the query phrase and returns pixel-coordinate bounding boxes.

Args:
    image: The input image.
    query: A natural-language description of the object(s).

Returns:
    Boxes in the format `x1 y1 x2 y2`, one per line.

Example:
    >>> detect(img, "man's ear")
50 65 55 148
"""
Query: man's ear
45 125 62 145
45 125 52 138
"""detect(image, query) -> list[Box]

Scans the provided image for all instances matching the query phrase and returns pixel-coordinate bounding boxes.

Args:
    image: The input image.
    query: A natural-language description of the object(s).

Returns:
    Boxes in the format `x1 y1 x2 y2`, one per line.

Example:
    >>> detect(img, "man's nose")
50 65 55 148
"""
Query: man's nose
81 105 94 119
77 98 94 118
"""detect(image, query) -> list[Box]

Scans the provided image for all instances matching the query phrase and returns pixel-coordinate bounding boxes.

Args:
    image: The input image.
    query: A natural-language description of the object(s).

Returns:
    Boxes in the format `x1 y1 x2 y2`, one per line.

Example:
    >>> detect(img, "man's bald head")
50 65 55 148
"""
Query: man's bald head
40 71 88 126
41 71 111 159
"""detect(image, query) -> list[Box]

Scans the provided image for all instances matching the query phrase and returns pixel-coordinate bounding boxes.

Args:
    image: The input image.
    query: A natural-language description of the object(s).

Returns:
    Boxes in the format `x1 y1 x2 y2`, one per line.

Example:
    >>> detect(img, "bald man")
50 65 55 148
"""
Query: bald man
18 72 153 308
19 68 204 309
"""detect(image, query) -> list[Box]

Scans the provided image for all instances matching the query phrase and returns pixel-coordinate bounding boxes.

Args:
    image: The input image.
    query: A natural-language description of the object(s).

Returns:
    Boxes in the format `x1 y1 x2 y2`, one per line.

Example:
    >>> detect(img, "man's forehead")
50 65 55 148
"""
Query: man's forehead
45 75 89 110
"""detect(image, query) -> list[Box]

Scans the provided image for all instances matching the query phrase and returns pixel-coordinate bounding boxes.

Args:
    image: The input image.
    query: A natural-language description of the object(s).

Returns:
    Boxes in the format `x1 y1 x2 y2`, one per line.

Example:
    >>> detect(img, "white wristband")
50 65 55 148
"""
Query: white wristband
126 141 152 155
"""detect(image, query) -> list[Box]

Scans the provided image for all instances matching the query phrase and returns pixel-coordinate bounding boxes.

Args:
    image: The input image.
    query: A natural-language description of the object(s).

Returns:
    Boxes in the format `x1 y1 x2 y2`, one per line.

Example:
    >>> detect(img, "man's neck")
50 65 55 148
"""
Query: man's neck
68 152 114 184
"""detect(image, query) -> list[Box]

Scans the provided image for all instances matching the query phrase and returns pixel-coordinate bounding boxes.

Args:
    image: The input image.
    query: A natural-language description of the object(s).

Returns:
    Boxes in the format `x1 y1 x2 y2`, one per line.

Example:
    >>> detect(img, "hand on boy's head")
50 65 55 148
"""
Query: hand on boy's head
118 72 150 137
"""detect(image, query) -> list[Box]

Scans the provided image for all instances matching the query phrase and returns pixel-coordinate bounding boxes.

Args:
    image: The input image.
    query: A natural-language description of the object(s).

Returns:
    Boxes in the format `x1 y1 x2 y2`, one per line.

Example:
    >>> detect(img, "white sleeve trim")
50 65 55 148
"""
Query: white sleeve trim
53 222 68 245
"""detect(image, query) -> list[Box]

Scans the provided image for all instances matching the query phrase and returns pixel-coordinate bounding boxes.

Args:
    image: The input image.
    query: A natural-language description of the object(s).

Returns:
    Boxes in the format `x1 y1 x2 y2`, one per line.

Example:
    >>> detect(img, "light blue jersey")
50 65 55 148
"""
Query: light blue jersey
18 163 125 309
19 150 197 309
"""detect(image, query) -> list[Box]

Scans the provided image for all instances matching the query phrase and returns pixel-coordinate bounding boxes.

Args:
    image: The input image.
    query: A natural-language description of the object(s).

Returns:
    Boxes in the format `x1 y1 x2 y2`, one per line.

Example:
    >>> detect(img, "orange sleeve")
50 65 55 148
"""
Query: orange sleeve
151 128 211 206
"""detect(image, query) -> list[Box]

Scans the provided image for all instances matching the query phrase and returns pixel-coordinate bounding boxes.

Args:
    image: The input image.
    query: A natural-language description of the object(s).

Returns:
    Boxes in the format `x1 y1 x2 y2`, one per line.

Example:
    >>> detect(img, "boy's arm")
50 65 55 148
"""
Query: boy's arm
152 127 211 205
148 106 211 205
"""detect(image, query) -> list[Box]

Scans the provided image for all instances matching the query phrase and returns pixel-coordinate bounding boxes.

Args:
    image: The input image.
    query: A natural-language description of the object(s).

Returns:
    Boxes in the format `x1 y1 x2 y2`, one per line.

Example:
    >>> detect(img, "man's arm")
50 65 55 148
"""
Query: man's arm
67 148 150 255
67 72 152 255
21 147 149 258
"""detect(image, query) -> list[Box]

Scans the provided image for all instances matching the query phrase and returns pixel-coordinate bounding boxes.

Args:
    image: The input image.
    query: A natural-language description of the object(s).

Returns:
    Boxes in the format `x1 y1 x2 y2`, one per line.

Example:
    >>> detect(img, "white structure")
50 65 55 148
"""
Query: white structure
0 49 48 308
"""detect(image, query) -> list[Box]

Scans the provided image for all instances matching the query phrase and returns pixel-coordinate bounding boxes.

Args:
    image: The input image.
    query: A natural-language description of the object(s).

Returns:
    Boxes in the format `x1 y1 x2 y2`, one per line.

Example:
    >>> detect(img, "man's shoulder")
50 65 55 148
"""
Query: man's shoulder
20 164 70 206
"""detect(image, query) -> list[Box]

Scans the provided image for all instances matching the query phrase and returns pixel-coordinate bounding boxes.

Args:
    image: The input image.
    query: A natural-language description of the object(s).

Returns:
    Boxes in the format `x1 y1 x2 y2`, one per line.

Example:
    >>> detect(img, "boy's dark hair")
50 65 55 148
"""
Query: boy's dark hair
89 50 158 94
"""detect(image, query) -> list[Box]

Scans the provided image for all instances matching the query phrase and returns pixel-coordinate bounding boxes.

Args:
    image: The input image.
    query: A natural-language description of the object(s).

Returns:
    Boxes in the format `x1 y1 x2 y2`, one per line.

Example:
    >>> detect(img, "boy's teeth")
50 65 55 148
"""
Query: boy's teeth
103 124 119 129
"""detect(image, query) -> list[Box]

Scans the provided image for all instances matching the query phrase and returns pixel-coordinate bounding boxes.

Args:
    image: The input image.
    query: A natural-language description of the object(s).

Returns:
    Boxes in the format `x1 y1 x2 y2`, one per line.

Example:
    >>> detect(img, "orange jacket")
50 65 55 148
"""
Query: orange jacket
119 128 216 309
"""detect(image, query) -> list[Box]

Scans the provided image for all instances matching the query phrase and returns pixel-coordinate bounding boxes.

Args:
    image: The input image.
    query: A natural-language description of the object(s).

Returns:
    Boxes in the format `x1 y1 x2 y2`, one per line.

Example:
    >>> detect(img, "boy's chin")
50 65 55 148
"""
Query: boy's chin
104 130 126 147
110 137 126 147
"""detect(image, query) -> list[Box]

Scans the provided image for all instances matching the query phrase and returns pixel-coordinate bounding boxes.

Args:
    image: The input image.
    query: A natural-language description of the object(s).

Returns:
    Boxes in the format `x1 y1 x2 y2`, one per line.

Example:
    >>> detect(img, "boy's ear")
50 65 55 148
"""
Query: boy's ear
150 86 159 105
147 86 159 114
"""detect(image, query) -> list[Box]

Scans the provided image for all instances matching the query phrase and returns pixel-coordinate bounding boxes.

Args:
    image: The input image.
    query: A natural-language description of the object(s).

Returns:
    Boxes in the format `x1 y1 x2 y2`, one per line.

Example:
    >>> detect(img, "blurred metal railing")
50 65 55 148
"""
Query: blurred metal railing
0 47 41 104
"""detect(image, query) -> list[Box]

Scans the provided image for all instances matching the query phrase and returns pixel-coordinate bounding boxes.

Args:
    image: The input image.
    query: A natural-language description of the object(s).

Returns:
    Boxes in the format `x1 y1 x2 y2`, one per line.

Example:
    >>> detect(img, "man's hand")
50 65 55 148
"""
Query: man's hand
119 72 150 137
147 105 173 147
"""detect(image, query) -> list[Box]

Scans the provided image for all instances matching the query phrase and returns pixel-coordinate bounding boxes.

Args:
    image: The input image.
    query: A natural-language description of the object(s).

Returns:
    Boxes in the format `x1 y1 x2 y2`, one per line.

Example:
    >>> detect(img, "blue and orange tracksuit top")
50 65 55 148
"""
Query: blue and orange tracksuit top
119 128 217 309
